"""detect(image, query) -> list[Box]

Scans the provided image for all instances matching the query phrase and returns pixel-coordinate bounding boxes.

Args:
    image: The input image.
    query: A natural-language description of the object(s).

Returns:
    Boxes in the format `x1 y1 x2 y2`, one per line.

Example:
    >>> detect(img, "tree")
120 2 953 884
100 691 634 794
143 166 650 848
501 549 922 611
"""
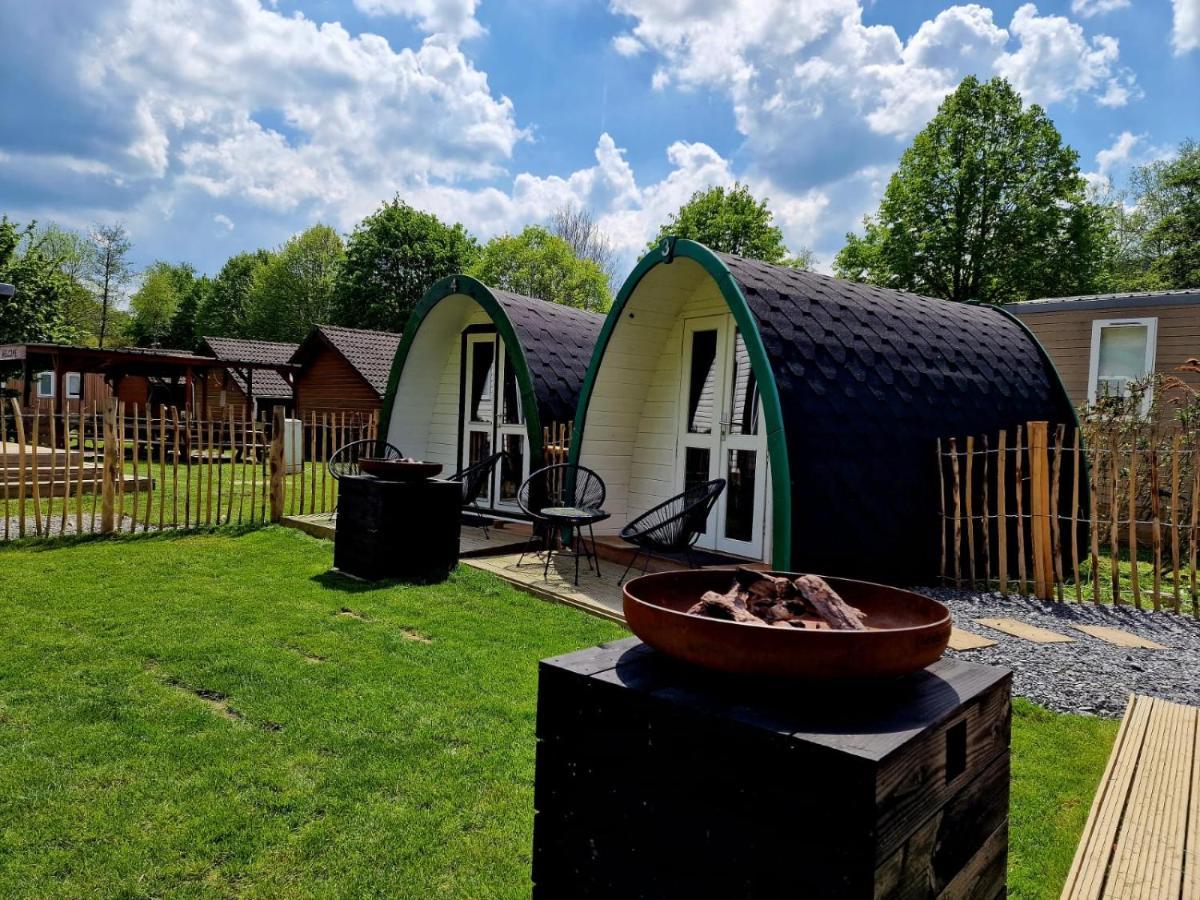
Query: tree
195 250 273 339
336 199 477 332
1101 140 1200 291
468 226 611 311
0 217 73 344
652 182 812 266
32 224 102 343
85 222 134 347
550 204 618 288
245 225 345 342
834 76 1106 304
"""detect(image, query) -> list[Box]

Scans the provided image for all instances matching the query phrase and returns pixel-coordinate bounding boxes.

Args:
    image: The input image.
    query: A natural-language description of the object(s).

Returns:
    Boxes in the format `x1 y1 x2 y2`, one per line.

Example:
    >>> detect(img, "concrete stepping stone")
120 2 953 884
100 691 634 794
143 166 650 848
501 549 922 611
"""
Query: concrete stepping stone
948 627 997 651
1071 624 1168 650
975 617 1075 643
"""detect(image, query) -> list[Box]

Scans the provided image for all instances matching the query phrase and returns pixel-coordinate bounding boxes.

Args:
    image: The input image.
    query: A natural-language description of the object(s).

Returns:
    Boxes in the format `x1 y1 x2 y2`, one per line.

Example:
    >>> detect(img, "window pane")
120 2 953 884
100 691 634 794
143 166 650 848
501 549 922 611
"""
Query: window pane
1097 325 1149 397
66 373 81 398
686 330 718 434
724 449 758 543
501 356 522 424
469 341 495 423
38 372 53 396
468 431 491 500
500 434 524 501
728 329 759 435
684 446 711 535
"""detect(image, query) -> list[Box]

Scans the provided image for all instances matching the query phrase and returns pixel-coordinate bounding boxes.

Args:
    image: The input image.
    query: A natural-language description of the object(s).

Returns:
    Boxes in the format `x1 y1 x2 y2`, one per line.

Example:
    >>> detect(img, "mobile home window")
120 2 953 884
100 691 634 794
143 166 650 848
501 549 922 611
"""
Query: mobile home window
65 372 82 399
36 371 54 398
1087 317 1157 409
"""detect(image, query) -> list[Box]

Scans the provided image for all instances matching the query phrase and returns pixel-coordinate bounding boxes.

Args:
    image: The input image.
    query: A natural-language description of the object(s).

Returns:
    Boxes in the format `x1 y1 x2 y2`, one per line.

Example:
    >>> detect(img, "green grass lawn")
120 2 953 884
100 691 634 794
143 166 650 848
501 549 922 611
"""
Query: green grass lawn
0 528 1117 897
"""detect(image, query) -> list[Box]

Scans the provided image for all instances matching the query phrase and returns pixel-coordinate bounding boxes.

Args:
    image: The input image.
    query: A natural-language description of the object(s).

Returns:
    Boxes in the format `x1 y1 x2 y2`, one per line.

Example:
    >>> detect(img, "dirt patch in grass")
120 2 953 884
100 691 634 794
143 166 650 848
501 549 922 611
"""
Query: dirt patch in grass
285 645 326 664
334 607 368 620
165 677 244 723
400 628 431 643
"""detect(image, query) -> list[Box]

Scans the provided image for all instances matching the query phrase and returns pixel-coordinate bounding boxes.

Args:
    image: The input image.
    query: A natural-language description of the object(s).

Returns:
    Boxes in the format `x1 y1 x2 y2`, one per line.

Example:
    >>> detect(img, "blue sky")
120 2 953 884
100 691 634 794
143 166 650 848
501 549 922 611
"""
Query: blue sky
1 0 1196 277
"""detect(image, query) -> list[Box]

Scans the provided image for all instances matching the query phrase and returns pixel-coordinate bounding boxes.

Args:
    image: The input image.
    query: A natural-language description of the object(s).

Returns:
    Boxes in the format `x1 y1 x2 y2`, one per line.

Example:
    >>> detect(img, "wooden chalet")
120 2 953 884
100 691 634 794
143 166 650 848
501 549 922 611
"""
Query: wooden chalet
199 336 299 420
291 324 402 422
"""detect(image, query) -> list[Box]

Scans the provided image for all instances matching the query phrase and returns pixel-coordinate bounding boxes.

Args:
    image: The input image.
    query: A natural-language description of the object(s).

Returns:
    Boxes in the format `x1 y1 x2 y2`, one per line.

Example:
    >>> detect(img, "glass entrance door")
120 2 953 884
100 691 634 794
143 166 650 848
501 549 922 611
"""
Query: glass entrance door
676 316 767 558
461 331 528 512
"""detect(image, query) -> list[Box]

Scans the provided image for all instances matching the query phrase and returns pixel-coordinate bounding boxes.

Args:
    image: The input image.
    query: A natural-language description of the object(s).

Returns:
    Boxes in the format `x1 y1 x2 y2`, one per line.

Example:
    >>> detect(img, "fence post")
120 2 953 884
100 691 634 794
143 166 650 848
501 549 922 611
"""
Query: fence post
101 397 118 533
270 405 285 523
1027 421 1052 600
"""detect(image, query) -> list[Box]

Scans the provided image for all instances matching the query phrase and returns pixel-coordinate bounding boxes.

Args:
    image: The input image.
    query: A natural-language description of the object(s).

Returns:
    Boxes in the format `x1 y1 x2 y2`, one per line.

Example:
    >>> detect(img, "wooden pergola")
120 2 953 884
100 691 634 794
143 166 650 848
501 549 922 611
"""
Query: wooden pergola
0 343 299 417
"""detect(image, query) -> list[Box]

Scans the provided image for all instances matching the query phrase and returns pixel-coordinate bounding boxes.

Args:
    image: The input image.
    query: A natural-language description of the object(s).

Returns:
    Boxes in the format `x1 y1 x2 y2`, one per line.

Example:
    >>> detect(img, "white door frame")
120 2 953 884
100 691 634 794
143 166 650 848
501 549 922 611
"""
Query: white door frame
675 315 768 559
460 331 529 512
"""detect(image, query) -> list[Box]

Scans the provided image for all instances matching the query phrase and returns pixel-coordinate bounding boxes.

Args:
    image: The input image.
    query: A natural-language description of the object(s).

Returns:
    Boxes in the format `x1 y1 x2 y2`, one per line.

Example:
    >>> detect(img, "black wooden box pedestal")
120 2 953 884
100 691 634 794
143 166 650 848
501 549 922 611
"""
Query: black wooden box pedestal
332 475 461 581
533 638 1012 900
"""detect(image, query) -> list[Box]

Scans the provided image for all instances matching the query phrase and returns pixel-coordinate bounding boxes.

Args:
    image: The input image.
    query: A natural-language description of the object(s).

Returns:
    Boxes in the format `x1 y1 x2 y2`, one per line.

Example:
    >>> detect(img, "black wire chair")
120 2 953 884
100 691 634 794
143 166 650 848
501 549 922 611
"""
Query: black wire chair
327 439 403 518
447 451 504 539
617 478 726 584
517 464 610 586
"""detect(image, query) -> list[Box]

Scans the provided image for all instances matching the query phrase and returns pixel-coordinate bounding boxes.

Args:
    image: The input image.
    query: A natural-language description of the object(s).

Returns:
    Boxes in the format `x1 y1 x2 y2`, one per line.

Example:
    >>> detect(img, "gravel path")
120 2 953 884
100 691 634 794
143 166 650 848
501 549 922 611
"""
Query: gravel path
923 586 1200 717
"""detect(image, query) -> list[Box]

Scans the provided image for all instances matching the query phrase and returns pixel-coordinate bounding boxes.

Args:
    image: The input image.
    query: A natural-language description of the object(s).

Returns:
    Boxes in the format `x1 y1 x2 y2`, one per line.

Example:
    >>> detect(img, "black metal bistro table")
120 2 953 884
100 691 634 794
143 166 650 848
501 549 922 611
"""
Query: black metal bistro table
333 474 461 581
539 505 610 586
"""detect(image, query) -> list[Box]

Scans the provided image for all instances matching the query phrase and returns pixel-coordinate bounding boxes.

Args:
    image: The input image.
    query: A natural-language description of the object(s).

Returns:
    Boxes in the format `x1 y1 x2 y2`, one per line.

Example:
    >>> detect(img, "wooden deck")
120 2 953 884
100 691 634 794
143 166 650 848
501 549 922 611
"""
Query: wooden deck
279 512 532 557
461 551 628 623
1062 694 1199 899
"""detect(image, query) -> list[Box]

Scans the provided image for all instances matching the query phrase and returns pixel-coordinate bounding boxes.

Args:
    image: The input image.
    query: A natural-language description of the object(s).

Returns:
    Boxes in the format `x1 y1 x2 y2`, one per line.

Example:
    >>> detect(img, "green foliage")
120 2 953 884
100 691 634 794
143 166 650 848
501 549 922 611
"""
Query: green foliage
834 76 1104 304
469 226 610 311
195 250 273 340
0 217 74 345
245 225 345 342
128 262 205 349
337 199 478 332
652 182 809 266
85 223 134 347
1100 140 1200 292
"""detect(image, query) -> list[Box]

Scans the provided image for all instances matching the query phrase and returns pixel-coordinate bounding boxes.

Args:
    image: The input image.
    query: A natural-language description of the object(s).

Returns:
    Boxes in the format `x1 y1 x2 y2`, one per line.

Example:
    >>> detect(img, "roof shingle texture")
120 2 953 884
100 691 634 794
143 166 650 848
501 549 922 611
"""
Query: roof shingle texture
313 325 403 397
715 252 1081 584
489 291 604 428
201 336 297 399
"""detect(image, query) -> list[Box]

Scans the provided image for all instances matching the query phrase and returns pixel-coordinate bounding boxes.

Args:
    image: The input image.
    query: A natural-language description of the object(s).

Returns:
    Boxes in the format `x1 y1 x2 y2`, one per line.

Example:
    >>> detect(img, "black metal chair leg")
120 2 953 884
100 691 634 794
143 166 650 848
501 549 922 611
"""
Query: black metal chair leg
573 526 581 586
475 500 490 540
588 524 601 578
619 546 641 585
543 525 554 581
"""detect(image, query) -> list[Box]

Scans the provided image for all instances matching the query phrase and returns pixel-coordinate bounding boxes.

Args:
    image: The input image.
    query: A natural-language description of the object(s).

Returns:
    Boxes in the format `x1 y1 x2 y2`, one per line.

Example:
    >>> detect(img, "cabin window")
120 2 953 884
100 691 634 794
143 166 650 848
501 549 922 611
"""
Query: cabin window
468 341 496 423
1088 317 1157 412
727 330 760 436
65 373 82 399
686 329 719 434
36 372 54 397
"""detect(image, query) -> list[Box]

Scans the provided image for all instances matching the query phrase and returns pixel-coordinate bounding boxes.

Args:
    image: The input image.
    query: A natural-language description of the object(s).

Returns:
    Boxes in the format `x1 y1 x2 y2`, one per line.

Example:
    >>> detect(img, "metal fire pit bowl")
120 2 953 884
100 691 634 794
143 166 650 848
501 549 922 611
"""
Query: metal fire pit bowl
623 569 952 680
358 458 443 482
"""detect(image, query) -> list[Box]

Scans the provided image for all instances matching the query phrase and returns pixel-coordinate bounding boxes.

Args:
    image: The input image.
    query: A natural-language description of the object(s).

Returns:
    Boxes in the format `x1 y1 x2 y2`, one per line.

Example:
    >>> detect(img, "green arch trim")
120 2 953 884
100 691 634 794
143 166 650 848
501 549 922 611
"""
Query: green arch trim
567 238 793 568
379 274 547 469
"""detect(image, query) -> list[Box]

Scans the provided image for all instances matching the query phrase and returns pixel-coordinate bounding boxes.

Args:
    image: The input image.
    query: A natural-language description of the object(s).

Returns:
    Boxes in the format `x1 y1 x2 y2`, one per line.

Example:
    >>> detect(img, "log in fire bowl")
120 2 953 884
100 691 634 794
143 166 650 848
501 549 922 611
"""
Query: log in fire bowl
623 568 952 679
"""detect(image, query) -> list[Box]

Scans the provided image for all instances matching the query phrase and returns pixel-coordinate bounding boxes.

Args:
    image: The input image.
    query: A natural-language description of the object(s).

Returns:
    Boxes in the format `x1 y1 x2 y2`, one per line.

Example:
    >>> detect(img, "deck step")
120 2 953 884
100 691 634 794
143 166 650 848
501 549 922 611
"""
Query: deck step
1063 694 1200 899
1072 625 1168 650
974 617 1074 643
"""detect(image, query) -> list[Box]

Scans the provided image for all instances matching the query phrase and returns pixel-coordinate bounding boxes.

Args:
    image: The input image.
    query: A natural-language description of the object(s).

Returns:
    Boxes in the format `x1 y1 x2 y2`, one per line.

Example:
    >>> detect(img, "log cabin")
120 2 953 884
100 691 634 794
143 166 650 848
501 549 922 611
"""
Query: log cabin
291 325 402 424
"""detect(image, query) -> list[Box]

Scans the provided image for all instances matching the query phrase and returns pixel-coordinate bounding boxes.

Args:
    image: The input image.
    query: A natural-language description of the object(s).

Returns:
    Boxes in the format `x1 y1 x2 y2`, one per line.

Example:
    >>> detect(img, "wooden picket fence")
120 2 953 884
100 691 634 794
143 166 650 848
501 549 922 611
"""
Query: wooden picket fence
938 419 1200 613
0 398 376 540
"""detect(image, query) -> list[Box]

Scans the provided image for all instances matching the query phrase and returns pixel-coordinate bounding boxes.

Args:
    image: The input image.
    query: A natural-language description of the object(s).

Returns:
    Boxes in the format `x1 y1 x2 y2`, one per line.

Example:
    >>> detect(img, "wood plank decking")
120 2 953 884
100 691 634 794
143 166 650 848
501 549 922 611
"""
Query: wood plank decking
1062 694 1199 899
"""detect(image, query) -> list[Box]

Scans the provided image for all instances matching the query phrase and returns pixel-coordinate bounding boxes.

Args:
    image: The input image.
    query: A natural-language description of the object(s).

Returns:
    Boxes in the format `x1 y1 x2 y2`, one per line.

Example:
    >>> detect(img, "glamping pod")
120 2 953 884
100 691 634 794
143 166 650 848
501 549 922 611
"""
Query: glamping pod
381 275 603 517
571 238 1080 584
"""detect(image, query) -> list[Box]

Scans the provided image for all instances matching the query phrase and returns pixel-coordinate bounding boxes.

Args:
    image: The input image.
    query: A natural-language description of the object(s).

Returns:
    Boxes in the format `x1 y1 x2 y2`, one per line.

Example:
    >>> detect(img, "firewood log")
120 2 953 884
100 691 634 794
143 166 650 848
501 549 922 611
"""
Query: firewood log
792 575 867 631
688 591 768 625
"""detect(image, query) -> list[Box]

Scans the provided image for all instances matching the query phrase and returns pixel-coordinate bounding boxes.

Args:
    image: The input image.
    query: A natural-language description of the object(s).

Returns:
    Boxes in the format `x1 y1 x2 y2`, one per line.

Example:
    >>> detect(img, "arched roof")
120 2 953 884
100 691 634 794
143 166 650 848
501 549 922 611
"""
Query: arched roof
381 275 604 463
573 238 1079 582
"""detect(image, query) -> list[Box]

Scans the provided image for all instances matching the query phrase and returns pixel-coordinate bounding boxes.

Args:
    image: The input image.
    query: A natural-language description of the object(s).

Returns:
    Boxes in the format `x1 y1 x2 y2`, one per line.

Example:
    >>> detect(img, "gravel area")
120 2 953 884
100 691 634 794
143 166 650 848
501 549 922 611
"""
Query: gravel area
1 514 152 539
922 586 1200 717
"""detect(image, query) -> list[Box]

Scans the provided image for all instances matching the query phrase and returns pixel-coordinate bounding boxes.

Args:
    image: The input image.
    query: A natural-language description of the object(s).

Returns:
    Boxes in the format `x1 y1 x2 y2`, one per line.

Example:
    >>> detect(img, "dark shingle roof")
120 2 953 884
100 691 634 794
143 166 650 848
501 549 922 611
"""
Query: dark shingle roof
294 325 403 398
714 252 1080 584
200 336 297 400
488 292 605 427
1009 288 1200 314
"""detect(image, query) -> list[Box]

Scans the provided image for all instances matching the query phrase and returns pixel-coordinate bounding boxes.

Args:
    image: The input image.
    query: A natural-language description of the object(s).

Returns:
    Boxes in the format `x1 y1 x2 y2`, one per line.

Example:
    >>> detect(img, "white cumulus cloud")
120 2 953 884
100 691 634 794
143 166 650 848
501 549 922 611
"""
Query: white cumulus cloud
1070 0 1130 17
1175 0 1200 54
352 0 482 40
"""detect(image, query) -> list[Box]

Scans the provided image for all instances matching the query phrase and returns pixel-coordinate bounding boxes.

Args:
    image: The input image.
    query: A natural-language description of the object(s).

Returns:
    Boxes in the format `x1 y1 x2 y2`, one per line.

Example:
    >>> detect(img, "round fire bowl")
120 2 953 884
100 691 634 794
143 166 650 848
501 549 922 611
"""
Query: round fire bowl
358 458 443 481
623 569 952 680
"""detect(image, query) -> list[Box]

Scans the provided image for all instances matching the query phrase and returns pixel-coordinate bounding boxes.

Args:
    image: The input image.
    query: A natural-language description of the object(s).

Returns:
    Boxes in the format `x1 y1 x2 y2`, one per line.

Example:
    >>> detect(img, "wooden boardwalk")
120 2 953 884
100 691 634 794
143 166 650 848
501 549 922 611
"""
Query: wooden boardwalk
1062 694 1199 899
